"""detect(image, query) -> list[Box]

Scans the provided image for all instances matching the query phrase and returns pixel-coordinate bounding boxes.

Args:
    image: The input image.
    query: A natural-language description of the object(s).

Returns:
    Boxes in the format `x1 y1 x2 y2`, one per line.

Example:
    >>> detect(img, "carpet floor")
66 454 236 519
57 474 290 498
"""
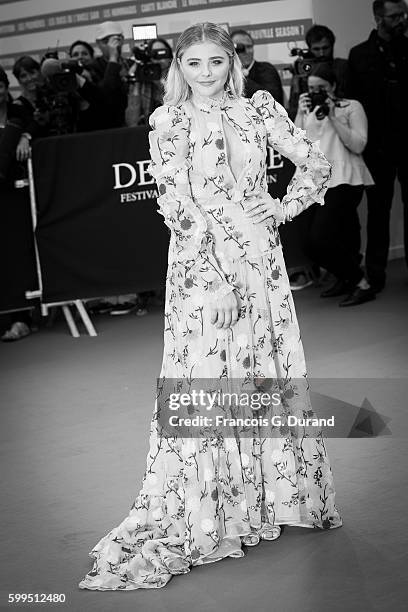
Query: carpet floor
1 259 407 612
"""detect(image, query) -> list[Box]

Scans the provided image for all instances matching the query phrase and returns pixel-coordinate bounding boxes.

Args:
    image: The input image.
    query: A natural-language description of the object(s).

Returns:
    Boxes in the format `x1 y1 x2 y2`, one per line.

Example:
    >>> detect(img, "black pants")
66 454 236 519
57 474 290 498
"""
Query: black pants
363 146 408 290
303 184 365 285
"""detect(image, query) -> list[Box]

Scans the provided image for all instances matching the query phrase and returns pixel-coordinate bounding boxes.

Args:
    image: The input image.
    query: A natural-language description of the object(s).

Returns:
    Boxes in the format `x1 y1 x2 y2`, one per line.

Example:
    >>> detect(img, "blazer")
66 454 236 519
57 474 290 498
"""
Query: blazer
348 30 408 152
244 61 284 105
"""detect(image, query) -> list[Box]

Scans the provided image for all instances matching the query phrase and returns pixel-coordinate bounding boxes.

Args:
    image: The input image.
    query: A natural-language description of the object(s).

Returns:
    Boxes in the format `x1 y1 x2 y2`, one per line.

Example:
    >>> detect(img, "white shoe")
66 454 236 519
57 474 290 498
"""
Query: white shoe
242 532 261 546
259 524 281 541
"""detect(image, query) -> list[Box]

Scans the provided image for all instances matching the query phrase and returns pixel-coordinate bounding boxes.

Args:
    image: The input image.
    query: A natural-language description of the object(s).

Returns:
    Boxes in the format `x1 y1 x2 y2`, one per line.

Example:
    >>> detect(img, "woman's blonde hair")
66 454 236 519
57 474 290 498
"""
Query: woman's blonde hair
164 22 244 106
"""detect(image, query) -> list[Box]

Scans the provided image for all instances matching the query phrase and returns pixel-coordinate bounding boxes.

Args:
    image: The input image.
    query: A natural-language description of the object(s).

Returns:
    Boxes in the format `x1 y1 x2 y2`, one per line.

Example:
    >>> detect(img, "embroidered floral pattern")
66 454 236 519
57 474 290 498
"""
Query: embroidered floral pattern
79 90 341 592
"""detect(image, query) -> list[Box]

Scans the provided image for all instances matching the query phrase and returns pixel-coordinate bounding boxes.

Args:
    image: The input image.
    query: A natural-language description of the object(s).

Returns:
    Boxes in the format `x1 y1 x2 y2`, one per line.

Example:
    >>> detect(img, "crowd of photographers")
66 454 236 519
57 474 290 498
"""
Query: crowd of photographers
1 0 408 339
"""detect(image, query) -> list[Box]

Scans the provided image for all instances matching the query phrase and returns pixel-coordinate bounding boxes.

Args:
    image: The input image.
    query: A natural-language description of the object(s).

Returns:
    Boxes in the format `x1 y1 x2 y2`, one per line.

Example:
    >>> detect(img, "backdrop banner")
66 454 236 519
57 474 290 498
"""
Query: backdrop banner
32 126 305 305
33 126 169 303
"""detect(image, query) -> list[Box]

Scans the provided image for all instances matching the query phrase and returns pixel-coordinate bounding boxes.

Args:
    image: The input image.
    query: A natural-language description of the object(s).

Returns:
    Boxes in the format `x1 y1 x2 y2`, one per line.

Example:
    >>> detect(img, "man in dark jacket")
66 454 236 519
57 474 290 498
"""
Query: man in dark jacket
231 29 283 104
91 21 129 129
346 0 408 303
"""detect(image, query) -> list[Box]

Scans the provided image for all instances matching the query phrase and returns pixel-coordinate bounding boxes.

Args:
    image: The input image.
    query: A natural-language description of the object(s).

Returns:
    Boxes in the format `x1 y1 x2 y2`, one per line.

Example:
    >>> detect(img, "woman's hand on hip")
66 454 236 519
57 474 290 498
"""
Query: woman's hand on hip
210 290 239 330
244 193 284 224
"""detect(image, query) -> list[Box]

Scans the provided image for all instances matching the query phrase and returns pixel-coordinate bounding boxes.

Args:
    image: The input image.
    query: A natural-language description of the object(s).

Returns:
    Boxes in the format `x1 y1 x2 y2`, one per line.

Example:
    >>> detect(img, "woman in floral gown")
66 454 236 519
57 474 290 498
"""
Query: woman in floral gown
79 23 342 592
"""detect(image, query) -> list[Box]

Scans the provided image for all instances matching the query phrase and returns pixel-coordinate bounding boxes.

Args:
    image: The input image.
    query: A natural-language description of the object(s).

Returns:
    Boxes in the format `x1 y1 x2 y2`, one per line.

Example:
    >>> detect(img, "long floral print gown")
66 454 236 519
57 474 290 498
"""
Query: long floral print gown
79 90 342 592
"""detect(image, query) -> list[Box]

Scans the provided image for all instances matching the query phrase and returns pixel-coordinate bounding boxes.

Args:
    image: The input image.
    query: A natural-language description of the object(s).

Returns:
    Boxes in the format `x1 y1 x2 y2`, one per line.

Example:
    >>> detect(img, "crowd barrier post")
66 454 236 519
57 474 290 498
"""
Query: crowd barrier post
25 156 98 338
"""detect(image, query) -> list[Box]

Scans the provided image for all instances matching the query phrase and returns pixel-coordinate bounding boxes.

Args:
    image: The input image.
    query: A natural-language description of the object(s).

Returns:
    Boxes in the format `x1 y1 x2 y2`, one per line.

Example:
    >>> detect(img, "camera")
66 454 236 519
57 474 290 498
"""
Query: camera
309 89 330 120
128 23 172 83
234 43 247 55
41 56 83 94
60 59 84 76
47 72 78 95
35 56 83 135
34 83 79 135
42 51 84 78
289 47 321 78
129 45 172 83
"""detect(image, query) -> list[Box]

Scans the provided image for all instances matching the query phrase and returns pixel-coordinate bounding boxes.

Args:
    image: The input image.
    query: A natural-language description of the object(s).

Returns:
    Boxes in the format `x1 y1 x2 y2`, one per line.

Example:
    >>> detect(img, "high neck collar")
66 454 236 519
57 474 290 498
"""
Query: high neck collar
191 89 234 111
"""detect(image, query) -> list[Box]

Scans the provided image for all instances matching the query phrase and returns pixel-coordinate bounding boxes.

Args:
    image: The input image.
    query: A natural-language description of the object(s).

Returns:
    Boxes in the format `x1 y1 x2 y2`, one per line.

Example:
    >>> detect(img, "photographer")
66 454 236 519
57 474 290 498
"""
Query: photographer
288 25 351 119
66 41 110 132
91 21 130 128
33 56 102 135
0 66 36 341
230 29 283 103
349 0 408 295
69 40 95 70
10 57 50 162
0 66 21 181
294 63 375 307
0 65 11 127
126 37 173 126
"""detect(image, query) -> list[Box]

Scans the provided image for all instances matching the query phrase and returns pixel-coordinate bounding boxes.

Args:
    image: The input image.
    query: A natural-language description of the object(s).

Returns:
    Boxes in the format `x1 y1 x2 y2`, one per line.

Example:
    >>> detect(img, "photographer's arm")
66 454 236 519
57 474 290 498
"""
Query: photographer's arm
76 75 106 106
98 61 123 95
11 98 48 160
329 100 367 154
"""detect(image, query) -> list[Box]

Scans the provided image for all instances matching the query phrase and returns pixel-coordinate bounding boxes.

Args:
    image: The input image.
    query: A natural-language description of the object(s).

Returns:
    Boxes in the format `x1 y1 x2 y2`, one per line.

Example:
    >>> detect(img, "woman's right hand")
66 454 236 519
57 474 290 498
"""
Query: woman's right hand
210 291 239 330
298 92 311 114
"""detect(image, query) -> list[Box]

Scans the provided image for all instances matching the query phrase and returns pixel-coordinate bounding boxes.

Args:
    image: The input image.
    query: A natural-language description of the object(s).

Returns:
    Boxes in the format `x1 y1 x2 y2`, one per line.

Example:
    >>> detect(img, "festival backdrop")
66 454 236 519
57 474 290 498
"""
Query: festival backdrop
0 0 313 97
31 126 298 304
0 124 297 309
32 126 170 303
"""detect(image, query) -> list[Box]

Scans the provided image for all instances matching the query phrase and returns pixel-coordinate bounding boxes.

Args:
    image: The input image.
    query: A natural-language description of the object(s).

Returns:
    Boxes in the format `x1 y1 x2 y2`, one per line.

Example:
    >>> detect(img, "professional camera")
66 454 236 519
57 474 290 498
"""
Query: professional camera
289 47 320 78
128 45 172 83
33 57 82 135
234 42 248 55
309 89 330 120
41 57 84 94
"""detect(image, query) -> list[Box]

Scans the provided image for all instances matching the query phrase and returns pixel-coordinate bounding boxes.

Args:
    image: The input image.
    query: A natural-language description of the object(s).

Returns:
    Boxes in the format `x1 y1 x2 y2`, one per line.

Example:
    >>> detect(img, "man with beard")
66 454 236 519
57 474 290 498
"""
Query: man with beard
345 0 408 304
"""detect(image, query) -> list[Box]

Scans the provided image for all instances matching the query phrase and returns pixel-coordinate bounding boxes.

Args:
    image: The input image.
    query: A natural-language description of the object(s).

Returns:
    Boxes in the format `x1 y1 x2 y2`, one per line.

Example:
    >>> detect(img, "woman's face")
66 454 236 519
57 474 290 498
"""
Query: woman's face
307 75 335 96
0 82 8 106
179 41 230 99
151 40 171 74
70 44 93 67
17 67 42 94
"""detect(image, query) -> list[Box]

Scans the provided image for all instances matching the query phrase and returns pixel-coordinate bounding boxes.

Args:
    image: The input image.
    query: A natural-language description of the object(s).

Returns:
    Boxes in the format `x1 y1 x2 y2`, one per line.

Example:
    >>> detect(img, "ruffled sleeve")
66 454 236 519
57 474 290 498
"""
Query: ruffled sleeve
251 90 332 223
148 104 234 300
